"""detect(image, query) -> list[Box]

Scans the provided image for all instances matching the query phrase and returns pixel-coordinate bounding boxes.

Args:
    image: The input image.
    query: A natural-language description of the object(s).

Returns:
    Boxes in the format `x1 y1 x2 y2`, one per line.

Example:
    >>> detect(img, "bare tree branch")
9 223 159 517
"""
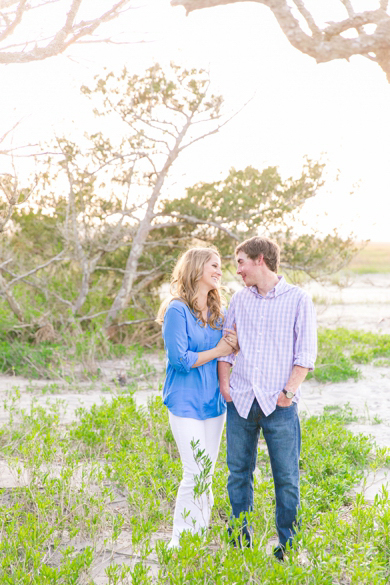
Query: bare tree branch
0 0 28 43
324 12 383 38
0 163 38 232
104 121 191 329
77 308 113 322
95 265 126 273
152 212 241 240
179 96 253 151
0 0 134 64
78 311 156 326
5 251 65 288
293 0 321 37
341 0 353 16
171 0 390 82
0 271 24 321
115 317 156 328
0 120 21 149
0 266 50 294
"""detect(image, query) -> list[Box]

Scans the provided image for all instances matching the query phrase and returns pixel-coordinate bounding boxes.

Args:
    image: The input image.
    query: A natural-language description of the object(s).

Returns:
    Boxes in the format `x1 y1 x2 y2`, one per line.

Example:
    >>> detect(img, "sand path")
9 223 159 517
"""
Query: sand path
0 273 389 580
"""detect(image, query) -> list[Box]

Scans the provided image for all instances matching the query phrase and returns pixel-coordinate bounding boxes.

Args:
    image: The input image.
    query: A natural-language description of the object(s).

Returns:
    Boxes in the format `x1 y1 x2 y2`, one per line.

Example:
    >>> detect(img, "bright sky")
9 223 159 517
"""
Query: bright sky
2 0 390 242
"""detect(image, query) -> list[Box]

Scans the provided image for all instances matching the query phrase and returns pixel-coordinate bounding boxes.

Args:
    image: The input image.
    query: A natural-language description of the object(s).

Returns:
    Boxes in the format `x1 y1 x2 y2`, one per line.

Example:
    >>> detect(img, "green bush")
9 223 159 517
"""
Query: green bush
311 328 390 383
0 389 389 583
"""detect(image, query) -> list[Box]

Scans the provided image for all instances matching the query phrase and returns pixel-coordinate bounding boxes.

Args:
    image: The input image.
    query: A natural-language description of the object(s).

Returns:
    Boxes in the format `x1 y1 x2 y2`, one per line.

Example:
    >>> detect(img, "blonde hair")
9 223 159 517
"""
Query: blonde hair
156 247 225 329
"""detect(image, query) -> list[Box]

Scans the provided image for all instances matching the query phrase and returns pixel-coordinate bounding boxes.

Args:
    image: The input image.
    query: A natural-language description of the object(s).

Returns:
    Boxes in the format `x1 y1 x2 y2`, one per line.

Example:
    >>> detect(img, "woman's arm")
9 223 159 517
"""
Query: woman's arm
164 303 237 372
164 304 198 373
192 331 237 368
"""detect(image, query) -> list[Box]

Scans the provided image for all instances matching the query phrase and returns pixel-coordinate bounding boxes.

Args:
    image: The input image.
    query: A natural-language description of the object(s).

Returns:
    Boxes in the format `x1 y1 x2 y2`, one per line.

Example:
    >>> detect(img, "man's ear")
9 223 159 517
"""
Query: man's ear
254 254 264 265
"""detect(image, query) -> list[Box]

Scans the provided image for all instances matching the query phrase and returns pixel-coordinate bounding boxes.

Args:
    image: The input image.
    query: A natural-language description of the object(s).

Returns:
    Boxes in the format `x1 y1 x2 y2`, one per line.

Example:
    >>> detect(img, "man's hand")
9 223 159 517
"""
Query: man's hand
218 361 233 402
276 366 309 407
220 386 233 402
276 391 293 407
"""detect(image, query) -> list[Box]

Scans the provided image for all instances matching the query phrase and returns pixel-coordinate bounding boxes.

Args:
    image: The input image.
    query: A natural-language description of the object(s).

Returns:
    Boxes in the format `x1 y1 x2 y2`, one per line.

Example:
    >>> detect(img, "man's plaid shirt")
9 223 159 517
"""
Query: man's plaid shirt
218 276 317 419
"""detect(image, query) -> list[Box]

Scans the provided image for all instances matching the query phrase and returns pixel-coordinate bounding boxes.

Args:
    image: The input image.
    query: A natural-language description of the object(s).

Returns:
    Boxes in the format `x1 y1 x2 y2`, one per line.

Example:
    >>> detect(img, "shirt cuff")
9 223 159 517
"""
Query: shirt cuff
178 350 198 373
293 353 316 371
217 354 235 366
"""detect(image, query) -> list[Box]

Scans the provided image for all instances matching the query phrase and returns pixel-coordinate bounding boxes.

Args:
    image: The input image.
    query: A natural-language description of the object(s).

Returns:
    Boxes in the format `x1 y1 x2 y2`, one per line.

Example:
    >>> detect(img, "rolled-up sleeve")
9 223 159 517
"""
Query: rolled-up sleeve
163 305 198 373
217 295 236 366
294 294 317 371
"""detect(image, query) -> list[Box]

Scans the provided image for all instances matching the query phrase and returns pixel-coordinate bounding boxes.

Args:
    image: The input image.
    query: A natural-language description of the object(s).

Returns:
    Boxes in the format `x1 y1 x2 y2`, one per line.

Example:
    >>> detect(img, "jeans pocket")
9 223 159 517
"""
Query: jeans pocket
275 403 294 410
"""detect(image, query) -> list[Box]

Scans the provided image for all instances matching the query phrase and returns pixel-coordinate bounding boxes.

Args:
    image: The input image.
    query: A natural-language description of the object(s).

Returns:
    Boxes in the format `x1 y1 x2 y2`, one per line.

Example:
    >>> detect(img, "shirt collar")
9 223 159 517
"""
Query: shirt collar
249 276 292 299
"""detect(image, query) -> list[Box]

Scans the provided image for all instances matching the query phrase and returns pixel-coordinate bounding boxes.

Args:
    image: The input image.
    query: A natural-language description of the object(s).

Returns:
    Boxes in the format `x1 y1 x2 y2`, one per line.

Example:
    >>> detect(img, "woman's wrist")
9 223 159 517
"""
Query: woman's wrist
215 345 225 357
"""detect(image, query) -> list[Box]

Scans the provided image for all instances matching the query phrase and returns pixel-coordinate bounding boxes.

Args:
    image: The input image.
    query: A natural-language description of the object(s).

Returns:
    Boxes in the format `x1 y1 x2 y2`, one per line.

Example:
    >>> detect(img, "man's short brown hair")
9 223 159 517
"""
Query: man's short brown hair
235 236 280 273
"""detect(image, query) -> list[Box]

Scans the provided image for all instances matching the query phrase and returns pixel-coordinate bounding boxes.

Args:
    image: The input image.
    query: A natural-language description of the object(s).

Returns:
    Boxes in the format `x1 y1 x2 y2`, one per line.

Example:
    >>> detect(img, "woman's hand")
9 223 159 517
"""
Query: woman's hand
216 335 236 357
223 327 239 353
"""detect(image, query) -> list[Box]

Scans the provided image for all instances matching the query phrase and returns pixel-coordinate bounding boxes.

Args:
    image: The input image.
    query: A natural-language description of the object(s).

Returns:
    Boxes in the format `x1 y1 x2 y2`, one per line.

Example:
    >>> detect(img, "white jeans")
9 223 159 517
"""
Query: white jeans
168 411 226 547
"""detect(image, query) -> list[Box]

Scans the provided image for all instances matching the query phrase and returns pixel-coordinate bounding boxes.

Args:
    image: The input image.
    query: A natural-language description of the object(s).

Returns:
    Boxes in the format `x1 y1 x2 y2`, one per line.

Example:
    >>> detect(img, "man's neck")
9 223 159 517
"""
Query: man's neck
254 273 280 297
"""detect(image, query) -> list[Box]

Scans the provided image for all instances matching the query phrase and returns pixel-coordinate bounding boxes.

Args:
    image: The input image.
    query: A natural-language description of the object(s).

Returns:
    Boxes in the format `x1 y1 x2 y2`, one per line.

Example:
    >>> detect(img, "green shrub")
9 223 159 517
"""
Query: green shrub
311 328 390 383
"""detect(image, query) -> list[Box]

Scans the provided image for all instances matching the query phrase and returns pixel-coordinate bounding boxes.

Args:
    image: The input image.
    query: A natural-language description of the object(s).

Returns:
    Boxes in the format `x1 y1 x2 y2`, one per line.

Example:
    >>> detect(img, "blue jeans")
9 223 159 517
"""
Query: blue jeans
226 398 301 548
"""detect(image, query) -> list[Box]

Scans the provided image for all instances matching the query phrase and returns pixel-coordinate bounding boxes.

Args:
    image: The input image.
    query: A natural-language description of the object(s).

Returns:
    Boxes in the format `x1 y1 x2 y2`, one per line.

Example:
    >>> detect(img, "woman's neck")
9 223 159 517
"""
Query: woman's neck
196 288 209 318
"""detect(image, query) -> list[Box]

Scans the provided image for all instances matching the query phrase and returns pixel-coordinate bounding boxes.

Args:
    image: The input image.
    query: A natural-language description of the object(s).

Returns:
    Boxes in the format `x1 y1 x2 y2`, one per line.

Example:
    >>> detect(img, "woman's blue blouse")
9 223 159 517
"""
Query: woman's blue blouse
162 300 226 420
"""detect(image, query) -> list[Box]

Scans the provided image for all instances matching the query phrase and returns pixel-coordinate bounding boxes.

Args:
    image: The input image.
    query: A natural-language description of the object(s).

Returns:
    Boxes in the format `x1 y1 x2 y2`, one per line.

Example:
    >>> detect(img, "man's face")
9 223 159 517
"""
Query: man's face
236 251 261 287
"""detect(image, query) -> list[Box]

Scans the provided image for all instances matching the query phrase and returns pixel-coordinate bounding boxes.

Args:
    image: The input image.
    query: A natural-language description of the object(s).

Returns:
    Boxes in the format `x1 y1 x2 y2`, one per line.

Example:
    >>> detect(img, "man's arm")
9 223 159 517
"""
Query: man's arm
276 365 309 407
218 361 232 402
277 294 317 406
217 294 237 402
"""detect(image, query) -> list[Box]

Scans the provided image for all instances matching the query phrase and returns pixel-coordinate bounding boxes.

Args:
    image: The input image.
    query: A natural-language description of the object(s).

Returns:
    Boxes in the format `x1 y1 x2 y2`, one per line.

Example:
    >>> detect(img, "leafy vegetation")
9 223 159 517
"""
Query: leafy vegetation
0 326 388 383
0 389 388 584
0 63 360 339
311 328 390 383
0 329 138 380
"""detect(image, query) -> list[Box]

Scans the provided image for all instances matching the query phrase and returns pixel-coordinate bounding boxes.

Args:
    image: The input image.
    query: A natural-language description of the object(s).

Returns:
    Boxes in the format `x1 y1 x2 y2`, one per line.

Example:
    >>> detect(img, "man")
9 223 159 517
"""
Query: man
218 236 317 560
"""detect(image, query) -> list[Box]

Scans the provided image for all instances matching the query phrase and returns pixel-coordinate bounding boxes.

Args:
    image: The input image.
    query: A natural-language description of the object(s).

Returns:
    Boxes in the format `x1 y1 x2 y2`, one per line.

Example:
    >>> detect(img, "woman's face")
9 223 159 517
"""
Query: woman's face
198 253 222 291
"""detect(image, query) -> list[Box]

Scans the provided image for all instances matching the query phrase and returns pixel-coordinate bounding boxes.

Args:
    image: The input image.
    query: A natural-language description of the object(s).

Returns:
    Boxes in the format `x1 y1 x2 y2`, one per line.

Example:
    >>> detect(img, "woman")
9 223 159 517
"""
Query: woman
156 247 237 549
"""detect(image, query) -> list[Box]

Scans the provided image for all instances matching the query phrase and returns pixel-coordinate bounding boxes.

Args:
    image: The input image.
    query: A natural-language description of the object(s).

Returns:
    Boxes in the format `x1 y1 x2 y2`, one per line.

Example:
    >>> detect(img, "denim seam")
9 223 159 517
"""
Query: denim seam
244 422 258 513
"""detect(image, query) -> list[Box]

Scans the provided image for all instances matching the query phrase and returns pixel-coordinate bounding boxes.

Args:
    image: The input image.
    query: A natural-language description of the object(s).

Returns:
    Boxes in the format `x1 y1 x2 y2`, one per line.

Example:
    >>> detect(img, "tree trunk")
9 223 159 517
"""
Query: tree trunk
0 273 25 322
104 121 191 331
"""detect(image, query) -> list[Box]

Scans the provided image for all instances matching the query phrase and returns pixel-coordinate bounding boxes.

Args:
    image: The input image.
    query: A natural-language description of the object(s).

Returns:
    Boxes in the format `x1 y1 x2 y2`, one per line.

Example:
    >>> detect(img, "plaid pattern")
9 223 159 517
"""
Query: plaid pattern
218 276 317 419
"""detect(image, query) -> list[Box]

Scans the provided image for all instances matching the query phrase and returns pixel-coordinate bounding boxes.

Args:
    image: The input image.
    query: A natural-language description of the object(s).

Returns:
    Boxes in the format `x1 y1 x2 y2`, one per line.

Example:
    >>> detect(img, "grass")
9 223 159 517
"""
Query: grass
0 330 151 381
346 242 390 275
0 327 389 385
0 390 388 584
311 328 390 383
0 325 388 580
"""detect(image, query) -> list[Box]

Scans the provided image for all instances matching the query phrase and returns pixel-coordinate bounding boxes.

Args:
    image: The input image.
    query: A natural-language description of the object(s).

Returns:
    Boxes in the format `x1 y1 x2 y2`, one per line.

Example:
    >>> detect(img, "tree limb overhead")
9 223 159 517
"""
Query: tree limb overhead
171 0 390 81
0 0 134 64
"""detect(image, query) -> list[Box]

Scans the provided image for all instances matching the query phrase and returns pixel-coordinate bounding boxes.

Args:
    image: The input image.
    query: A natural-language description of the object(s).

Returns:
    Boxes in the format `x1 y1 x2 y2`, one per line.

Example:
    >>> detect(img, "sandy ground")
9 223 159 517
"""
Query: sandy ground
0 363 388 497
227 273 390 333
304 273 390 334
0 273 389 579
301 274 390 500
